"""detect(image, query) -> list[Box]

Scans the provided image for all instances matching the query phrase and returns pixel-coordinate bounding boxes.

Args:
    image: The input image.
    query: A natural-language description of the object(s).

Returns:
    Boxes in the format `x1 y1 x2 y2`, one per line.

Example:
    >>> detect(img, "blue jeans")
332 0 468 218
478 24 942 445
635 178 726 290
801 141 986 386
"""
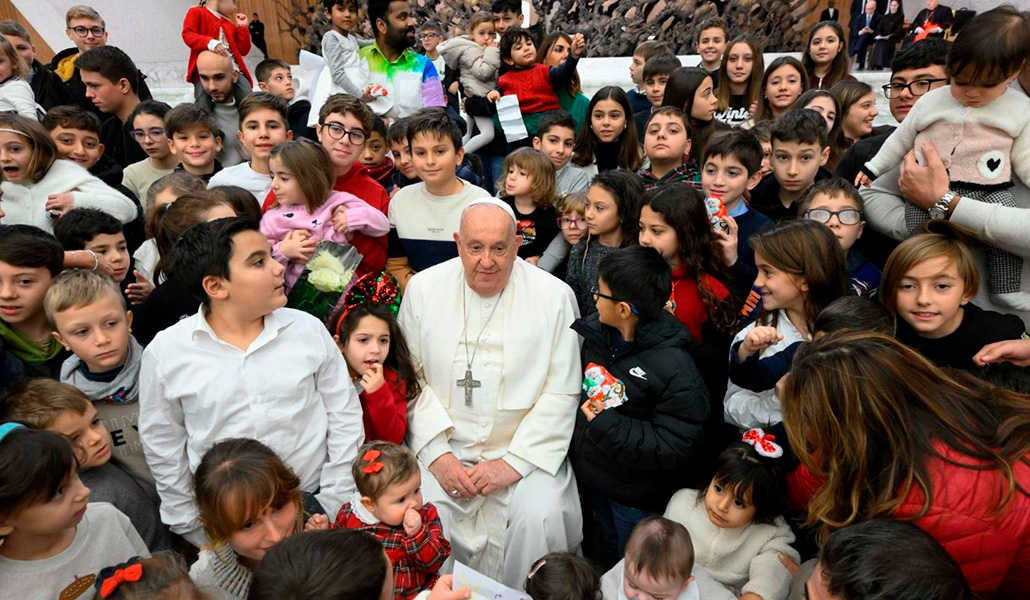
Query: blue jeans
589 489 656 559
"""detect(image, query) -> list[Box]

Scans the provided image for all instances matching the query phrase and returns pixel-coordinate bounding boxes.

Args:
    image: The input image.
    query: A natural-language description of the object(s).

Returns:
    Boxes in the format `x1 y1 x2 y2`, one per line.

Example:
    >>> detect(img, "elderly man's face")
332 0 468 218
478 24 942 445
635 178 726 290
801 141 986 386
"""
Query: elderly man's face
865 1 876 14
197 51 238 104
454 205 521 297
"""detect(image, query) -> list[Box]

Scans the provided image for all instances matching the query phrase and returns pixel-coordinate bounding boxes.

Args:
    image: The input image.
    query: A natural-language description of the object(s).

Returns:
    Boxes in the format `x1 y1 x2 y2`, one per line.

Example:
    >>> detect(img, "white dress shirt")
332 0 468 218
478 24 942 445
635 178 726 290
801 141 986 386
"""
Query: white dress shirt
139 307 363 544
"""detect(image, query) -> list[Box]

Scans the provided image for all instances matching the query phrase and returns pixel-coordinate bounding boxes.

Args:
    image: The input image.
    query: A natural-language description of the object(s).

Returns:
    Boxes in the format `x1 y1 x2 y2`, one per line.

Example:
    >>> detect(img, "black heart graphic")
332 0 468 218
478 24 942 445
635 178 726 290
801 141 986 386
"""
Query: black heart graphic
284 213 294 218
987 158 1001 172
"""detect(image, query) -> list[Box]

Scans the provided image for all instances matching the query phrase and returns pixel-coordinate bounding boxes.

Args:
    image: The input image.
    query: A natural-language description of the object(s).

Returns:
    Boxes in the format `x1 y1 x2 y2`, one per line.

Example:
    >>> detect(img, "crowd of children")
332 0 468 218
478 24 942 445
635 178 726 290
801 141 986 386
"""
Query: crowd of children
0 1 1029 599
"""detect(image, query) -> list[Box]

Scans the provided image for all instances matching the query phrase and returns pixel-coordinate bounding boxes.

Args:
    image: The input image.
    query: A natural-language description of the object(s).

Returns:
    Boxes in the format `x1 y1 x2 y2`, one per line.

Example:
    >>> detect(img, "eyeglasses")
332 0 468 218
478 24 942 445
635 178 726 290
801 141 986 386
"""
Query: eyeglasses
321 122 366 144
881 78 948 99
69 25 106 38
557 216 586 229
130 128 166 142
804 208 863 225
590 285 638 313
420 33 441 40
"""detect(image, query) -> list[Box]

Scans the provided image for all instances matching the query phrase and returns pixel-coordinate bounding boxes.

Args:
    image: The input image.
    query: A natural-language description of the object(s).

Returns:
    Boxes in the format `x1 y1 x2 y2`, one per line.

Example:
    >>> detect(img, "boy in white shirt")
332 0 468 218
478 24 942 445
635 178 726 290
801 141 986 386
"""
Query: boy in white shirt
138 217 363 547
208 92 292 201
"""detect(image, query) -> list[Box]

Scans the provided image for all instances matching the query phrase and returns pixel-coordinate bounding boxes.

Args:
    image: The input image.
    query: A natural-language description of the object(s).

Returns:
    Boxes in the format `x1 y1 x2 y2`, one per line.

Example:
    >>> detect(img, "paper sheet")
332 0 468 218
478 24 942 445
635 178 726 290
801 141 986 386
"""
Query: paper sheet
452 562 532 600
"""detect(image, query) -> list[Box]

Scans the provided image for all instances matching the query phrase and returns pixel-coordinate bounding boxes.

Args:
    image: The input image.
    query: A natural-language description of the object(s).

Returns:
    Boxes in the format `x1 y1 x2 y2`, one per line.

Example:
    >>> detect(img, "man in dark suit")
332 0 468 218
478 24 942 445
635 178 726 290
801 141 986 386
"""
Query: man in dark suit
850 0 882 70
820 0 841 22
249 13 269 59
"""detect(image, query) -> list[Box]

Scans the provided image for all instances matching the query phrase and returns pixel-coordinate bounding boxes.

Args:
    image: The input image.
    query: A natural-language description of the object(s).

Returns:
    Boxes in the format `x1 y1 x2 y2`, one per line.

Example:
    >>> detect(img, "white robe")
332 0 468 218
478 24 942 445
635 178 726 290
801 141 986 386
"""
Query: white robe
399 257 583 588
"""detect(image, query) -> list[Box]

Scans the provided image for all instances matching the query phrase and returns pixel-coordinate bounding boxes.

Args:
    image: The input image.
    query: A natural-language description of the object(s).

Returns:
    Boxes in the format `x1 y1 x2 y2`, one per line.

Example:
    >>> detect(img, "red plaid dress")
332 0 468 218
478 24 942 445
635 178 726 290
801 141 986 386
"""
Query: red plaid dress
334 501 451 600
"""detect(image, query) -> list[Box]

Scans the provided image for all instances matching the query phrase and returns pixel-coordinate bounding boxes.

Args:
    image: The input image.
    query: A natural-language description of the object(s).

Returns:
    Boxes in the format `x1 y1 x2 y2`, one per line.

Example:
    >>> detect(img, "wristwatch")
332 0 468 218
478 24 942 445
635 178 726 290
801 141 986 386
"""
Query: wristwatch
929 190 958 220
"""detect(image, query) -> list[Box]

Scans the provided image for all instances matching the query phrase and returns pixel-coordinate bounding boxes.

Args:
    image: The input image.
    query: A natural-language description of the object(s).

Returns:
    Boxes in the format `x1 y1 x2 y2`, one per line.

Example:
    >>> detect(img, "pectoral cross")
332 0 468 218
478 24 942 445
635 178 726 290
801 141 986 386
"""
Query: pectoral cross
457 369 481 407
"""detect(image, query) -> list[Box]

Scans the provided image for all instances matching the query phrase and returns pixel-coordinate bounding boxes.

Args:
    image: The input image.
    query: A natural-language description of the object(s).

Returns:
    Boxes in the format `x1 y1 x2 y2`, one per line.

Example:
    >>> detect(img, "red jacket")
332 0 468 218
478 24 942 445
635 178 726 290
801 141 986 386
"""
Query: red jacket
790 443 1030 597
360 367 408 444
262 163 390 276
182 6 253 85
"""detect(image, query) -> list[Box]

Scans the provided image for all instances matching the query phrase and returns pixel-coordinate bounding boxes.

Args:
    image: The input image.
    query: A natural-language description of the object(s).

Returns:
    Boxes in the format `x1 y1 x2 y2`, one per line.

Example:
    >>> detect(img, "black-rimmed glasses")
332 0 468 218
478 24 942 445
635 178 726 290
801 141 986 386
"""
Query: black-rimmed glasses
590 285 638 314
69 25 106 37
881 78 948 99
321 123 367 144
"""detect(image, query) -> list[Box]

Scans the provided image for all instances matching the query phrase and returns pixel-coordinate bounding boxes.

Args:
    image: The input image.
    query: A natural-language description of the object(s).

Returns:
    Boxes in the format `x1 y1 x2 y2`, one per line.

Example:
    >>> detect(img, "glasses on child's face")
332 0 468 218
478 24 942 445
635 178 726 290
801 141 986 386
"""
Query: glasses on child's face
420 33 441 40
881 78 948 98
590 285 638 313
804 208 863 225
322 122 367 145
69 25 106 38
557 216 586 229
130 128 166 142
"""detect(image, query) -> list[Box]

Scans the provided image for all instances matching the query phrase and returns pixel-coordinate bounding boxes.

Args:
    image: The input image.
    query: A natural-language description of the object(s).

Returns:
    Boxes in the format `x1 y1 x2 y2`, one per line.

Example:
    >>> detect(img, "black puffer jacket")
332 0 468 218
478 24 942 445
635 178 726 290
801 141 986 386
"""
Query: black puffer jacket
570 311 710 512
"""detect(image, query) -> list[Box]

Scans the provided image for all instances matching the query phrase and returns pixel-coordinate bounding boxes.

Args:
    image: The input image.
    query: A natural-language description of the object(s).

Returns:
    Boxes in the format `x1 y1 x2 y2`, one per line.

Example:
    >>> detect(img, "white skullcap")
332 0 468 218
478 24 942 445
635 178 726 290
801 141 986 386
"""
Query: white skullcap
462 197 517 223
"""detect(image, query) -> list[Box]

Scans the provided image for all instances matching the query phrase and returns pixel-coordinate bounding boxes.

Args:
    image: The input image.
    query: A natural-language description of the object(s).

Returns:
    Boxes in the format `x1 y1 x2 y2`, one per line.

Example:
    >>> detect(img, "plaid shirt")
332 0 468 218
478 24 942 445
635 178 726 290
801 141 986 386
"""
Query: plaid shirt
638 162 703 191
334 501 451 600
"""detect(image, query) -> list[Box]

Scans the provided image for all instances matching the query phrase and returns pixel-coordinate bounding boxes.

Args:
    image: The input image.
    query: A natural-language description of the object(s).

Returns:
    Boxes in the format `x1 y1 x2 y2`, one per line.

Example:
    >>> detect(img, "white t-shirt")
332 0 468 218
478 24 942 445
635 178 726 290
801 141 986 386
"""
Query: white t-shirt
208 161 272 202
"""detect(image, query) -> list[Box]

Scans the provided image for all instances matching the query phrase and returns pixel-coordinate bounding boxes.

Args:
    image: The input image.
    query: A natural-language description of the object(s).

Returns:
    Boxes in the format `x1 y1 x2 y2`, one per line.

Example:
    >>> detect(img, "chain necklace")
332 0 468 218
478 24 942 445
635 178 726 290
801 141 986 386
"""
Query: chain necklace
456 283 505 407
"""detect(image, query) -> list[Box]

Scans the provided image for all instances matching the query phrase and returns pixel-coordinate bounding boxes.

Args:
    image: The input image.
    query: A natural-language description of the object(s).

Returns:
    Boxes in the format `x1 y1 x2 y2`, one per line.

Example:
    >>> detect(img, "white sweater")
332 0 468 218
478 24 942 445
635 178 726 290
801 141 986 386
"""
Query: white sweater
665 489 799 600
0 78 40 120
0 159 138 232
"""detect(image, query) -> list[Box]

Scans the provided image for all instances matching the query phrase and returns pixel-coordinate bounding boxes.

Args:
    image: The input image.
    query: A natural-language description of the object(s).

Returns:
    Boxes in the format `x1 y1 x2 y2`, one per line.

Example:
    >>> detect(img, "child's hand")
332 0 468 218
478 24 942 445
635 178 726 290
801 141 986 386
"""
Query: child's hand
332 206 350 235
235 12 249 27
580 398 604 422
280 230 318 262
570 33 586 57
713 214 739 267
428 575 471 600
212 43 230 57
525 256 540 266
448 81 460 94
360 363 386 394
126 271 155 306
45 192 75 218
487 90 501 102
739 326 783 361
778 552 800 575
305 513 330 531
855 172 872 188
361 85 374 102
402 507 423 536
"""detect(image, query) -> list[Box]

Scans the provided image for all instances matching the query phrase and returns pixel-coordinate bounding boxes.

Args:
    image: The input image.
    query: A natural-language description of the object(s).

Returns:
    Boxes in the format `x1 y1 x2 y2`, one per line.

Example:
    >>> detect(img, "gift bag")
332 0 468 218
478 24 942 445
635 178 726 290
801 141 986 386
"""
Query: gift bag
496 94 529 143
286 241 363 323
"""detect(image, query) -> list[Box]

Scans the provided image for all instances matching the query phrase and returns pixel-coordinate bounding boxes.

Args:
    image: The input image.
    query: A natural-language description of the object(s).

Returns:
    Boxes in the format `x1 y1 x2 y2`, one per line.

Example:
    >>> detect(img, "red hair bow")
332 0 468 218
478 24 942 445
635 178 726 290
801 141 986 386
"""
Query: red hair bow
362 449 384 474
742 428 783 458
100 563 143 598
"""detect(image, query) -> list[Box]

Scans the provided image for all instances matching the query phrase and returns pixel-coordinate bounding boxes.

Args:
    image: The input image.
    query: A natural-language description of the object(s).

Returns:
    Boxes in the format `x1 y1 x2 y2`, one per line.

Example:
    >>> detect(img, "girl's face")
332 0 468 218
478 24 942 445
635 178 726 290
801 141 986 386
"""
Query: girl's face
753 251 807 312
804 96 837 132
328 3 358 33
544 36 571 68
894 256 972 339
0 131 32 184
590 99 627 144
216 0 238 17
0 53 13 82
704 479 756 529
808 25 842 66
691 76 718 122
0 470 91 540
340 314 391 376
950 72 1016 109
726 43 754 85
268 157 304 206
585 184 621 238
472 22 496 47
890 0 900 12
842 92 878 139
765 66 804 112
638 205 681 269
131 113 170 159
504 163 534 198
364 472 423 527
559 210 587 245
228 500 298 564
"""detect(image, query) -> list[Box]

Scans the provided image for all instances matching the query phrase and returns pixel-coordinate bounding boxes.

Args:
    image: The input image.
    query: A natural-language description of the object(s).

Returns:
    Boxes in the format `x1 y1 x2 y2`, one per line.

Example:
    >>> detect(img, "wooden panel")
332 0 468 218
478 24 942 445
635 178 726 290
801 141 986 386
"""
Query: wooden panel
240 0 319 64
0 0 56 63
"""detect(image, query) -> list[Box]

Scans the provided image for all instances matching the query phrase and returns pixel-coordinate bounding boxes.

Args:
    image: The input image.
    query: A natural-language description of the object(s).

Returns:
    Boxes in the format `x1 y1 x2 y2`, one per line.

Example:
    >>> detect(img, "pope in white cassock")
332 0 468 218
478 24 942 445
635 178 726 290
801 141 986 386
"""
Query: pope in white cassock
399 198 583 587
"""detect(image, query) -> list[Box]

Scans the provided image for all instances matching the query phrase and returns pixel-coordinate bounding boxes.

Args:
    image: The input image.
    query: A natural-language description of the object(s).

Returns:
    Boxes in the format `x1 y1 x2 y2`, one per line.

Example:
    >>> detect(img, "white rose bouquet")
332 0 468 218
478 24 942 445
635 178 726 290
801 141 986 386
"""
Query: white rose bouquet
286 240 363 322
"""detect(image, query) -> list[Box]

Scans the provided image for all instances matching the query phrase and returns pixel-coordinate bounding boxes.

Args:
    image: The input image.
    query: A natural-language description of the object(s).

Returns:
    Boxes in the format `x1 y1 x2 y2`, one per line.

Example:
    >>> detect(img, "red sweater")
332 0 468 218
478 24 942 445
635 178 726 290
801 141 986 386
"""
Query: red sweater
498 64 562 115
262 163 390 276
671 268 730 343
182 6 253 85
360 367 408 444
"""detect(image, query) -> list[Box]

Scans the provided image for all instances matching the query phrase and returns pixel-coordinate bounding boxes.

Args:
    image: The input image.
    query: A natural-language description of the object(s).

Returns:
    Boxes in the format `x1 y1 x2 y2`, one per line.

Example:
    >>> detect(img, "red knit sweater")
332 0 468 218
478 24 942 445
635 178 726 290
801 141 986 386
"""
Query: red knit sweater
498 64 562 115
182 6 253 85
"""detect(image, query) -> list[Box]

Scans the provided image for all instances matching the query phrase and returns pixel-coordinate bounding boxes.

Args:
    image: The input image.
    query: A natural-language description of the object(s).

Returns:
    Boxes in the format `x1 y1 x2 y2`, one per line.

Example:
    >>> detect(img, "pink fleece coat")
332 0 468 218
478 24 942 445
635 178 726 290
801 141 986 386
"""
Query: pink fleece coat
261 191 390 291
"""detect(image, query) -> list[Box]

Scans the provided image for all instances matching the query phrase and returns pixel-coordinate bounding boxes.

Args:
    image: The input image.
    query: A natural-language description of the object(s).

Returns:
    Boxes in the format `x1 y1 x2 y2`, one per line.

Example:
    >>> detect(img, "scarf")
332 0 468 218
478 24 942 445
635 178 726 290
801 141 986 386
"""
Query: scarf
60 335 142 404
209 543 252 599
0 321 62 365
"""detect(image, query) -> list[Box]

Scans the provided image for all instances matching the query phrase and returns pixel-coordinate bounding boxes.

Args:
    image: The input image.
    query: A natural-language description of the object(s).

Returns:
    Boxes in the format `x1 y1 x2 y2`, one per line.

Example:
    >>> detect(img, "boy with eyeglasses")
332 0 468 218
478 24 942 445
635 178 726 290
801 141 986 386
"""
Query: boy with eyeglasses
123 101 177 202
800 178 881 297
419 22 446 80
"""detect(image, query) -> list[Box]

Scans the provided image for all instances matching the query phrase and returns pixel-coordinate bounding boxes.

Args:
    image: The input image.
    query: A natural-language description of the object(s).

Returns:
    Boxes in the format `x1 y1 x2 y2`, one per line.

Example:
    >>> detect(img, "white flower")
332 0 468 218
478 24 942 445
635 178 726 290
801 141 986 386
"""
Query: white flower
308 269 343 293
307 251 348 276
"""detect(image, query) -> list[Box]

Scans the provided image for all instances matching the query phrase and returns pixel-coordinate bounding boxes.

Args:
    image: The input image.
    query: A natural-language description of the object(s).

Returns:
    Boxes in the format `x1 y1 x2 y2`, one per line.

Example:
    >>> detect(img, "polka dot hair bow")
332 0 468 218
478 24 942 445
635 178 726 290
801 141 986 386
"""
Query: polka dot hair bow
742 428 783 458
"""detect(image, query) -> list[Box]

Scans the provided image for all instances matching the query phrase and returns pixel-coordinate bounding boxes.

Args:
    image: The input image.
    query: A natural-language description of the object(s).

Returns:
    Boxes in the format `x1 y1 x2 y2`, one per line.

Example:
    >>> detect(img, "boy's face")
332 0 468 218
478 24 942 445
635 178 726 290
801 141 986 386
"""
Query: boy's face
803 192 865 252
504 37 537 67
0 263 51 328
390 140 417 179
86 232 130 282
420 28 443 53
239 108 291 162
360 131 389 170
594 278 628 329
50 126 103 170
888 64 948 122
702 153 762 209
52 291 133 374
48 403 113 469
327 2 359 33
0 470 90 540
643 114 690 164
80 70 129 116
131 113 170 159
207 230 287 318
771 140 829 196
696 27 727 66
470 23 494 47
623 563 693 600
532 125 576 170
168 125 222 171
410 131 464 187
318 111 367 174
258 67 296 101
629 53 645 86
492 9 520 36
2 34 35 67
644 73 669 107
66 17 107 53
559 210 586 245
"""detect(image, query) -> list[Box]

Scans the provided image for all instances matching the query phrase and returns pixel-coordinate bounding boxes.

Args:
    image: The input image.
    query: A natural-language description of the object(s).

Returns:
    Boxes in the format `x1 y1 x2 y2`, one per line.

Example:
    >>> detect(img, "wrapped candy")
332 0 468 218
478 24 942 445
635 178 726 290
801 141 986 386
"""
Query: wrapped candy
705 193 729 233
286 240 362 323
582 362 628 413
